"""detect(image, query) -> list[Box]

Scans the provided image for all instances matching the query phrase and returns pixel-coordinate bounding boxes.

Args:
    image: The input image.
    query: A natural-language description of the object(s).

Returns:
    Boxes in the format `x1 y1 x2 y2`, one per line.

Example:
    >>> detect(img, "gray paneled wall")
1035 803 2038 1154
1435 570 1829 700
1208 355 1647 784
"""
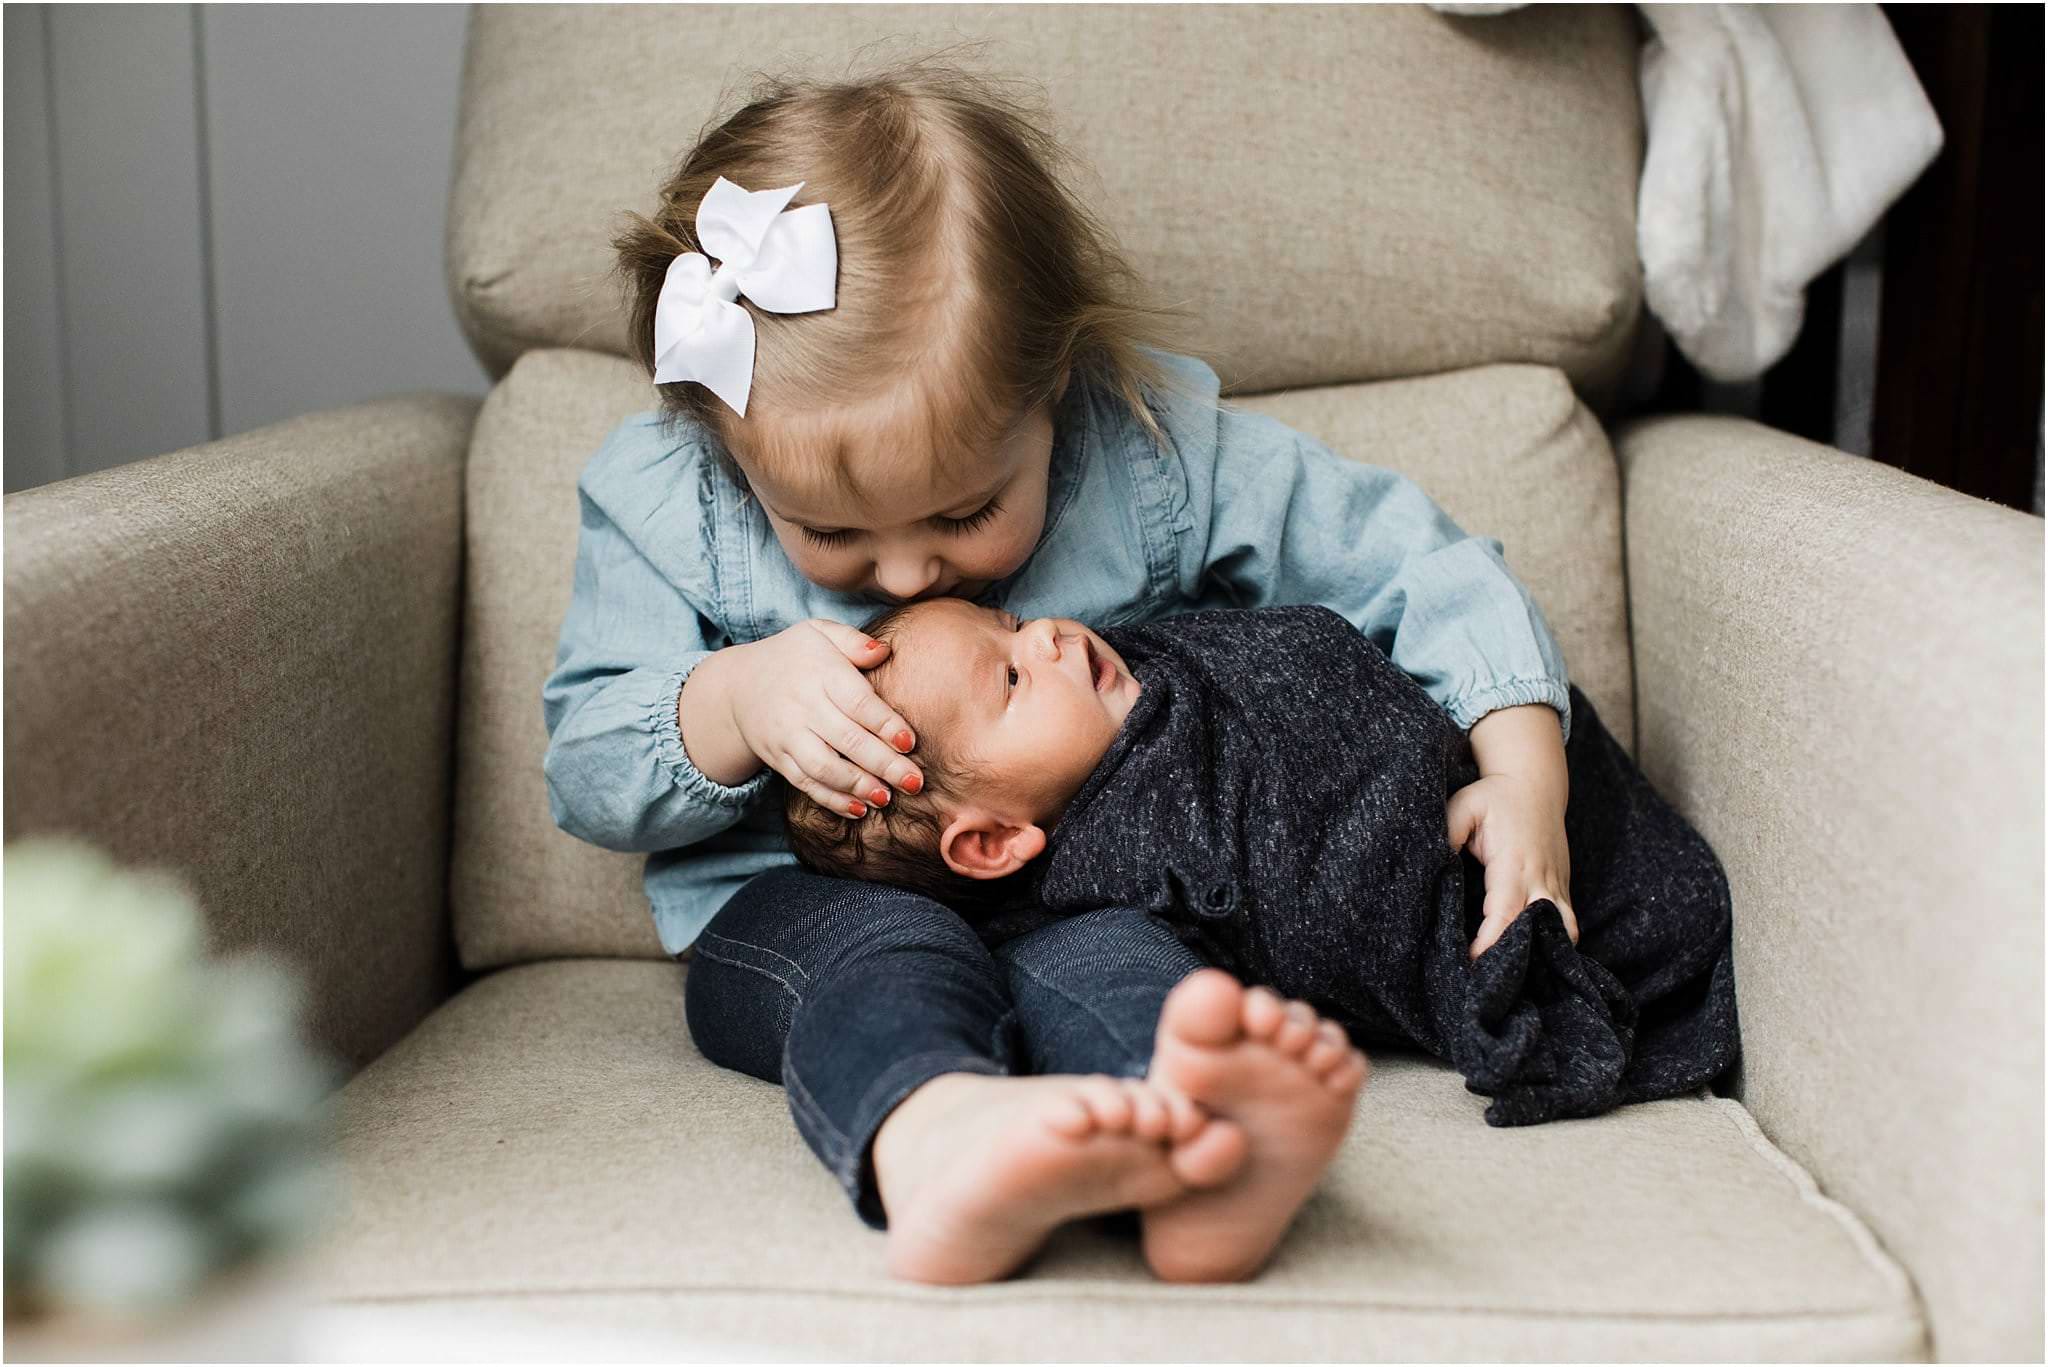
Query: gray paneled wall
5 6 68 493
3 3 488 495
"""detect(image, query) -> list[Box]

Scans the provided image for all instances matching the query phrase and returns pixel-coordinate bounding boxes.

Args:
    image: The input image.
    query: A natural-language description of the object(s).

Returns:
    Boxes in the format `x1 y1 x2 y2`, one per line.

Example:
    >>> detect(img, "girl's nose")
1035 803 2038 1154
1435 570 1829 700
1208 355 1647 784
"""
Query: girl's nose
873 553 941 601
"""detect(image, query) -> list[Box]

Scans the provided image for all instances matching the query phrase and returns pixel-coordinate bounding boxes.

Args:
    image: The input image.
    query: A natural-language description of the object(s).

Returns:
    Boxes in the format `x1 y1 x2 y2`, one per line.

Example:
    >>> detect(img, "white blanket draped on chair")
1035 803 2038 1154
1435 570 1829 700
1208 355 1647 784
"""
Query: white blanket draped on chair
1435 2 1944 381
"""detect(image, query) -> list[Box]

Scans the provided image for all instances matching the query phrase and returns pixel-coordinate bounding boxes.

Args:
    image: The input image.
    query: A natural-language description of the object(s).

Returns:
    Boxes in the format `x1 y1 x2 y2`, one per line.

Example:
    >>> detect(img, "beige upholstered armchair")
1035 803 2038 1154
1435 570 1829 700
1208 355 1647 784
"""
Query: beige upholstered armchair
6 6 2039 1359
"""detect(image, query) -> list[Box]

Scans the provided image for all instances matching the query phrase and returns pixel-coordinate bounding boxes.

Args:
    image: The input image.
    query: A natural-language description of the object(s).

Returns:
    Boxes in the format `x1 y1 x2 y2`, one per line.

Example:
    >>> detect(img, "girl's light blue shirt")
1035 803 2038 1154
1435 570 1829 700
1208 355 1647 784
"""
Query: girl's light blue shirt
541 349 1573 955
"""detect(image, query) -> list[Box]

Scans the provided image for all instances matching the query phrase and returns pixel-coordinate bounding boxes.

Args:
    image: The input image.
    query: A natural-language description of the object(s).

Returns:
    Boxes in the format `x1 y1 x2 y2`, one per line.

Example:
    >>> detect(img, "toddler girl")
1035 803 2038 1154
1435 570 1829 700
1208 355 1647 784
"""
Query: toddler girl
542 60 1577 1286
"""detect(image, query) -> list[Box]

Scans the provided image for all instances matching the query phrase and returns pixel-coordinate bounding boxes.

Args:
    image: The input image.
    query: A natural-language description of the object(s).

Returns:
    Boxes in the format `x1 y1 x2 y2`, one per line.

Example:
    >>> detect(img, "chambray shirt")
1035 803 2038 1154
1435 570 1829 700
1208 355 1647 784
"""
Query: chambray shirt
540 348 1573 955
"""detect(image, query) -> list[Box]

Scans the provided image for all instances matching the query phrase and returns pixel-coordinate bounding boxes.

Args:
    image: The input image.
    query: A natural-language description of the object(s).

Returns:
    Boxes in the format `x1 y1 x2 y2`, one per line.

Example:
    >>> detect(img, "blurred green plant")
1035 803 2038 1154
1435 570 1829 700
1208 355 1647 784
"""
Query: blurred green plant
4 838 338 1322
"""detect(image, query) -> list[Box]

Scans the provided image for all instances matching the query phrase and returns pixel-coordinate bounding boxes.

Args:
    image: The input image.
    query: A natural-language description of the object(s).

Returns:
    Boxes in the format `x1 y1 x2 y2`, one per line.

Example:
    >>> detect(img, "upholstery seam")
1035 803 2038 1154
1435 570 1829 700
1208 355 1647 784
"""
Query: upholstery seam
1697 1091 1924 1314
316 1283 1926 1325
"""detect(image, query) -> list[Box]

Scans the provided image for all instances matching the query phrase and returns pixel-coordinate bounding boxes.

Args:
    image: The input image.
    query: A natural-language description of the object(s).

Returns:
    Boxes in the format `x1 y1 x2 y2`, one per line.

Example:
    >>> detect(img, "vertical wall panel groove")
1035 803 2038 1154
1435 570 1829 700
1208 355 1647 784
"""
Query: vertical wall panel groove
3 5 73 492
44 7 73 483
191 6 223 442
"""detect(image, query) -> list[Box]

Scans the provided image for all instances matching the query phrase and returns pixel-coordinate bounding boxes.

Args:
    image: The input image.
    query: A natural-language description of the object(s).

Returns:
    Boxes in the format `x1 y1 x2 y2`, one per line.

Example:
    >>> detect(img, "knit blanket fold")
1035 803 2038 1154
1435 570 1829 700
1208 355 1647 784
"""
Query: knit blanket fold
1025 604 1739 1126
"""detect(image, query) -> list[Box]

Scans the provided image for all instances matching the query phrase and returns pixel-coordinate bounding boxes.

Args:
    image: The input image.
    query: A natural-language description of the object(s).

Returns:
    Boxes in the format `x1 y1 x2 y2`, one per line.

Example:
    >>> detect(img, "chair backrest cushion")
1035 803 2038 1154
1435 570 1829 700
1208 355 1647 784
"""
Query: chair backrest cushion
452 351 1632 968
449 4 1644 403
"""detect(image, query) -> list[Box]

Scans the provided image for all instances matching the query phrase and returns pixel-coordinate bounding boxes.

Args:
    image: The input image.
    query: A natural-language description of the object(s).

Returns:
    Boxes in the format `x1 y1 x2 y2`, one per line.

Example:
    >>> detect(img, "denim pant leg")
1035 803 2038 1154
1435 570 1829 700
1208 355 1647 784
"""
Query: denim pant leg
992 908 1208 1078
684 865 1017 1229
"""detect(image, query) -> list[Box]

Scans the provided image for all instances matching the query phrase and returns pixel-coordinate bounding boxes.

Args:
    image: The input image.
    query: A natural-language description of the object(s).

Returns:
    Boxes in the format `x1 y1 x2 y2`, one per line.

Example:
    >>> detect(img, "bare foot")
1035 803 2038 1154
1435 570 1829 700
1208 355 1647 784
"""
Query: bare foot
872 1071 1223 1284
1141 970 1368 1282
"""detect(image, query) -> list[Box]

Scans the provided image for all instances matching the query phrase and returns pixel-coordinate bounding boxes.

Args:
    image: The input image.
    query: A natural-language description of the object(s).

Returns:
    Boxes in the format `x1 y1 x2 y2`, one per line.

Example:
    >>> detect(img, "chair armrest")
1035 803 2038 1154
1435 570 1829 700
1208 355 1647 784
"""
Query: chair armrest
1617 414 2043 1362
4 394 480 1074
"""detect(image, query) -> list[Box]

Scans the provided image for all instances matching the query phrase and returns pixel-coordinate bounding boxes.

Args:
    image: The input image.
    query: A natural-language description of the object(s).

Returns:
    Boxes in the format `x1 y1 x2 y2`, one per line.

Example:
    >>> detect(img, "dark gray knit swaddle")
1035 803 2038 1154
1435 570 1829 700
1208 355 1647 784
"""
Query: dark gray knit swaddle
1023 605 1739 1126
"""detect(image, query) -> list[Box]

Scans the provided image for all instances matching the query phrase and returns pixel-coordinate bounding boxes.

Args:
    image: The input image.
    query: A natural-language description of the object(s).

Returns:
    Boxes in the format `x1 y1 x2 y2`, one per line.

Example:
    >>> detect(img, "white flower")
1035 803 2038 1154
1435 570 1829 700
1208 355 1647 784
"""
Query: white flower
3 838 332 1320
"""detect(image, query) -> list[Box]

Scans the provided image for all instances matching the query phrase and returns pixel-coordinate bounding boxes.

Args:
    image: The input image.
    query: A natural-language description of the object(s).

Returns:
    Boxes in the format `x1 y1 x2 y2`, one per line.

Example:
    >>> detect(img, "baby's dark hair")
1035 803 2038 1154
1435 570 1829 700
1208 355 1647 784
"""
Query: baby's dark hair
609 50 1210 500
781 602 1027 915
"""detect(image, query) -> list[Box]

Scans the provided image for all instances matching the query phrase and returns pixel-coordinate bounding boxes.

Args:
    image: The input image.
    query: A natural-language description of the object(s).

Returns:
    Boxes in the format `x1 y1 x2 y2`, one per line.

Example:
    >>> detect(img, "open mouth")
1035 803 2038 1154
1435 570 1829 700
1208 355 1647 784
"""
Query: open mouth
1086 637 1115 691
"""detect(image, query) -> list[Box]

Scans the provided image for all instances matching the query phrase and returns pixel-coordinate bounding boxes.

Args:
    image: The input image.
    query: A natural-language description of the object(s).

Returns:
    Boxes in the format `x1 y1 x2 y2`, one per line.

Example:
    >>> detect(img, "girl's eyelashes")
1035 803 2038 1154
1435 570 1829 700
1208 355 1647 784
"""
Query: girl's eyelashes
938 498 1004 535
796 496 1000 547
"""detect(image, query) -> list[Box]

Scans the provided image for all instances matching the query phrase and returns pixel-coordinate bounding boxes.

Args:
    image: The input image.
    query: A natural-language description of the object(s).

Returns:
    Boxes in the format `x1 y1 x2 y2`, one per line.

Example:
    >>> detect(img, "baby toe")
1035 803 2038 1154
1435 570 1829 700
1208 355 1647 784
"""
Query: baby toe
1240 986 1288 1041
1122 1080 1172 1141
1077 1074 1135 1132
1304 1023 1351 1076
1159 1088 1207 1144
1323 1051 1371 1097
1165 1115 1249 1191
1158 969 1246 1050
1041 1091 1095 1139
1273 1001 1321 1056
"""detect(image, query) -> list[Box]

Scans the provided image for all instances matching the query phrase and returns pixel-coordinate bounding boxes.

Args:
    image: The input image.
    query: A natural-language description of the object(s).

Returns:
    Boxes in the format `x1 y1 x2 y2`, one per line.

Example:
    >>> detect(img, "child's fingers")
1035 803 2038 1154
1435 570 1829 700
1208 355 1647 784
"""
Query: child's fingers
1445 785 1483 854
1531 884 1580 944
826 674 920 768
1468 914 1509 960
782 766 868 820
1469 887 1521 958
1471 889 1582 959
808 618 891 667
1485 883 1521 930
787 732 885 816
818 705 922 798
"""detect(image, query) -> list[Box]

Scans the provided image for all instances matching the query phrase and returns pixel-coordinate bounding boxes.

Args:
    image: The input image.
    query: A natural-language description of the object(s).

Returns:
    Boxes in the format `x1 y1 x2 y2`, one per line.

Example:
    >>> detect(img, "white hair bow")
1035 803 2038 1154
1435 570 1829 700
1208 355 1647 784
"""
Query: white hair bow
652 176 838 417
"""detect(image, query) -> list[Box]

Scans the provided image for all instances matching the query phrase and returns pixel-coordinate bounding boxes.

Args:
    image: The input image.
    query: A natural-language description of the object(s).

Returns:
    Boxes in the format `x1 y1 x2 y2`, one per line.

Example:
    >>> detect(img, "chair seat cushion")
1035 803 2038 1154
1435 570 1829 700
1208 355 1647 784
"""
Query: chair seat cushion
316 961 1925 1361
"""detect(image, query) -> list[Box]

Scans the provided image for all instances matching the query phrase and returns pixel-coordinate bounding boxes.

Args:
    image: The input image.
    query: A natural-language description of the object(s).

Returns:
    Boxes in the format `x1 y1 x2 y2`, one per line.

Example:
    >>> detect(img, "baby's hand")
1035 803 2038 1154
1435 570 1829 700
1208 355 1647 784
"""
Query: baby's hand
1445 773 1576 958
726 619 923 817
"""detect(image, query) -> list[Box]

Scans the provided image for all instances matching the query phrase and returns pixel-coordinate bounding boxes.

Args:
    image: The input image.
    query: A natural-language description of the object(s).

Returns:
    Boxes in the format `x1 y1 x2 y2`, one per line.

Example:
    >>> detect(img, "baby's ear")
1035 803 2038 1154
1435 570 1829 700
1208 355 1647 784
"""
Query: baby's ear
939 810 1047 880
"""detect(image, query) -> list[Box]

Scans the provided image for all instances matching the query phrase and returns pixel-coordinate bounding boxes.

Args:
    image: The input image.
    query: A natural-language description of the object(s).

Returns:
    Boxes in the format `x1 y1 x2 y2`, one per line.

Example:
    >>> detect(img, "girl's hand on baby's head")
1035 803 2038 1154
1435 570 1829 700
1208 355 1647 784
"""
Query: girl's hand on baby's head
727 619 923 818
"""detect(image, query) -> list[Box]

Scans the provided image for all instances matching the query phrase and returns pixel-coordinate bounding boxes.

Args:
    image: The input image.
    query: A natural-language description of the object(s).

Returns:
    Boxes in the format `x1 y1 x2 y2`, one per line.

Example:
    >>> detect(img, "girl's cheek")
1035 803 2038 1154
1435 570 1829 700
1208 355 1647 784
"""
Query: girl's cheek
977 511 1048 577
963 533 1029 579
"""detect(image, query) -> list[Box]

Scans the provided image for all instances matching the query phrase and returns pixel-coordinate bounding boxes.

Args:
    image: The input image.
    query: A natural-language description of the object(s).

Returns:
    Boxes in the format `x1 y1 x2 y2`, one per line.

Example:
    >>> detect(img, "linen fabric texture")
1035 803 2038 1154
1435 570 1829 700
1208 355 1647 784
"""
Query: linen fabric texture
323 960 1921 1360
1004 604 1739 1125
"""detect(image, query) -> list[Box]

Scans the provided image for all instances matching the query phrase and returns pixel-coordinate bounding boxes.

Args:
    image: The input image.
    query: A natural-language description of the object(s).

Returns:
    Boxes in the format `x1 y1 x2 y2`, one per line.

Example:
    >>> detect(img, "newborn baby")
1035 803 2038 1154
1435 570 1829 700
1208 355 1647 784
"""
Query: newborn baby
785 599 1146 909
785 598 1739 1125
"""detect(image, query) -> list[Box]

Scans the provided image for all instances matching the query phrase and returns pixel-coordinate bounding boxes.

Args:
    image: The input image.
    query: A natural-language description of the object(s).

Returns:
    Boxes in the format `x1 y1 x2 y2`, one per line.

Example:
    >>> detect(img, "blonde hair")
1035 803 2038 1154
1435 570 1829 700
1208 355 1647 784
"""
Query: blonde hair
610 49 1211 500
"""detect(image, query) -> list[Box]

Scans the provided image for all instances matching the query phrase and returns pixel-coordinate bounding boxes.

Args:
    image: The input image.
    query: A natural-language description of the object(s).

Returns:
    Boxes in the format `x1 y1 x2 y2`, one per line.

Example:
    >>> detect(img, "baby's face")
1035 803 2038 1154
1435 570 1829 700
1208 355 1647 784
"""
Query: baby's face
882 598 1140 824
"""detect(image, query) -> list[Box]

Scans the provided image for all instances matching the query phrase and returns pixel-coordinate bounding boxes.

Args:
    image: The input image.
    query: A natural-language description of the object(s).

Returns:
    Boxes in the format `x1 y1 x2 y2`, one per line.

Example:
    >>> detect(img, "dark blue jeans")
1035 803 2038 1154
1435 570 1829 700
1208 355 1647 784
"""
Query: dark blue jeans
684 865 1205 1228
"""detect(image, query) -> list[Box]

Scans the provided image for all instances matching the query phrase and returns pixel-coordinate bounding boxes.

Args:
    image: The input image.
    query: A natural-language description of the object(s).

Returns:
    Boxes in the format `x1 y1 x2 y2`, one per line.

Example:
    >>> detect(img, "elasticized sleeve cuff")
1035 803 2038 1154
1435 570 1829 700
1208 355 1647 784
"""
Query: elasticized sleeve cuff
1445 676 1573 746
652 654 775 810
